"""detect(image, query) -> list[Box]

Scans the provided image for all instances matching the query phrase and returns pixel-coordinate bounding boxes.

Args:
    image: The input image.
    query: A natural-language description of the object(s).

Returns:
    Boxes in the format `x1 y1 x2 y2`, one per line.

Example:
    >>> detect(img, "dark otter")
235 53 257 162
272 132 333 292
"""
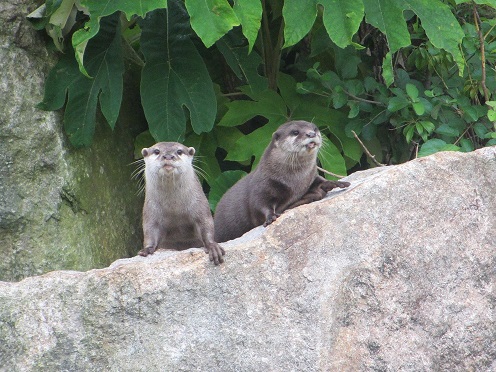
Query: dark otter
139 142 225 265
214 120 350 242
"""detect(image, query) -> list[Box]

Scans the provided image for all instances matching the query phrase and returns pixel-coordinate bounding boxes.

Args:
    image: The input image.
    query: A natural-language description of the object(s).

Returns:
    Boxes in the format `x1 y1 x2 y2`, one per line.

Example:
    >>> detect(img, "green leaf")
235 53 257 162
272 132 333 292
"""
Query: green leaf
473 122 489 138
435 123 460 137
403 124 415 143
319 138 347 179
418 138 460 157
388 97 410 112
134 131 156 159
488 109 496 122
382 52 394 87
185 0 240 48
459 138 474 152
412 101 425 115
406 83 419 101
185 131 222 183
322 0 364 49
283 0 318 47
363 0 411 53
38 14 124 147
140 4 216 142
233 0 263 53
225 120 286 164
218 89 287 128
419 120 435 133
401 0 465 75
209 170 246 211
348 101 360 118
216 38 267 95
73 0 166 76
284 0 363 48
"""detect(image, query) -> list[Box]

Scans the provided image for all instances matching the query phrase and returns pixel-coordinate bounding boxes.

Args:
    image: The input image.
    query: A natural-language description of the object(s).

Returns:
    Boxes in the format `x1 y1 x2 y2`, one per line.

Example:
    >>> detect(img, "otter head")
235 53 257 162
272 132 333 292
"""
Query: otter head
271 121 322 157
142 142 195 177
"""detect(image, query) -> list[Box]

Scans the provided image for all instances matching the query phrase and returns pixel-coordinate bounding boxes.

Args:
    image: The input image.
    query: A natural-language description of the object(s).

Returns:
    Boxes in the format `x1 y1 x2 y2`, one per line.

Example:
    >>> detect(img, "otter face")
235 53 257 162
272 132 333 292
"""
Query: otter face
273 121 322 155
142 142 195 176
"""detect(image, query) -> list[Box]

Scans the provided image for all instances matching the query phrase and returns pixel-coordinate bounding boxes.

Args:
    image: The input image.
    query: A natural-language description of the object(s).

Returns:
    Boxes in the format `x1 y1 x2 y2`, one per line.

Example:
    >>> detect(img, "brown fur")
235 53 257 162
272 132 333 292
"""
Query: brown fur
214 121 350 242
139 142 224 265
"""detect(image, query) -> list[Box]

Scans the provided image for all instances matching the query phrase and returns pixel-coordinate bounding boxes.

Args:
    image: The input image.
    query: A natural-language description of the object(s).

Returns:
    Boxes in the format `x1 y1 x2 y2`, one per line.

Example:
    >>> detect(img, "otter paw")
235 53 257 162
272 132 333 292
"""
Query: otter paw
263 213 280 227
206 243 225 265
138 246 156 257
321 180 350 192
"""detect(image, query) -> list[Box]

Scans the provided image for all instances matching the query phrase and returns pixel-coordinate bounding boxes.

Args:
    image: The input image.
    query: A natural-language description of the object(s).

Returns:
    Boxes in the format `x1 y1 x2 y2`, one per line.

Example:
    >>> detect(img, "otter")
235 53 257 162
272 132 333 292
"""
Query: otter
139 142 225 265
214 120 350 242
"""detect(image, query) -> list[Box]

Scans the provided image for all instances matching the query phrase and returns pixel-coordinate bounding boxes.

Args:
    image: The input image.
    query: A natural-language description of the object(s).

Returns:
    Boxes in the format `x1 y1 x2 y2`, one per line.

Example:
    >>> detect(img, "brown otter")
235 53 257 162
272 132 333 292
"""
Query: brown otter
139 142 225 265
214 120 350 242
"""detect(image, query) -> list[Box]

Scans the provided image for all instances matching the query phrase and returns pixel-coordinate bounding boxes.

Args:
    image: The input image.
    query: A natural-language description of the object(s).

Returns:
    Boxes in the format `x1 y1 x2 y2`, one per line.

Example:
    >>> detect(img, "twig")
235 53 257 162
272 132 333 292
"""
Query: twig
351 130 386 167
316 166 347 178
343 89 386 106
473 4 490 102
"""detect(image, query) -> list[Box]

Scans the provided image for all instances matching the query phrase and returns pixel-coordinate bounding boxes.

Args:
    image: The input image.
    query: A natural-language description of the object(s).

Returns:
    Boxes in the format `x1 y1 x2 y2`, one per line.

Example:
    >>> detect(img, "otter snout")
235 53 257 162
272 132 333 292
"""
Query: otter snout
306 131 316 138
163 154 176 161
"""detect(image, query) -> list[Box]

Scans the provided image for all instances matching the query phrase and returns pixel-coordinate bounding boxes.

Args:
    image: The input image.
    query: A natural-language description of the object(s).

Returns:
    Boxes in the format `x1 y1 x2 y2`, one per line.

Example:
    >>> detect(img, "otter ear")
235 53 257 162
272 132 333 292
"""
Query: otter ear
188 147 195 156
272 131 280 145
141 148 149 157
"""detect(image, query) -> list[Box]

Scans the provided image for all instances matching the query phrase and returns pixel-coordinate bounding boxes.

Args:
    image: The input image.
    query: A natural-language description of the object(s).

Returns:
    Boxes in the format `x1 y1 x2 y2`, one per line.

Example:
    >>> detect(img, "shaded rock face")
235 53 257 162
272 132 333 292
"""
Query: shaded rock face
0 0 145 281
0 147 494 371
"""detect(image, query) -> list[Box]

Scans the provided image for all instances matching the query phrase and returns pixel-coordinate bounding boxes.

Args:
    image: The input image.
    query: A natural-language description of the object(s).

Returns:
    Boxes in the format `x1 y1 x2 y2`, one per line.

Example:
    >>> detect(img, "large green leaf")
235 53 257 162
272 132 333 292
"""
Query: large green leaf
72 0 166 76
218 89 288 128
401 0 465 75
185 0 240 48
283 0 363 48
216 37 268 95
318 139 348 178
38 14 123 147
208 170 247 211
233 0 263 53
283 1 318 47
321 0 364 49
184 131 222 183
363 0 411 54
140 3 216 142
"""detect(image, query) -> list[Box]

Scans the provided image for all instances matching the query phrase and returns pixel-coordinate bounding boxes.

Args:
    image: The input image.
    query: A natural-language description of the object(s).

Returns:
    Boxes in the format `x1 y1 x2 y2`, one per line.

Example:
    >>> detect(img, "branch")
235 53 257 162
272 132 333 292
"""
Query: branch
473 4 490 102
316 166 347 179
351 130 386 167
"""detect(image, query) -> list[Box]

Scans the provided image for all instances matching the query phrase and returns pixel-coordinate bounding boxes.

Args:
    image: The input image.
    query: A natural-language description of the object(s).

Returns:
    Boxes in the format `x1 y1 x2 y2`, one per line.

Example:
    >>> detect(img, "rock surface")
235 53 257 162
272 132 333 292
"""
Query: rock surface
0 0 145 281
0 147 495 371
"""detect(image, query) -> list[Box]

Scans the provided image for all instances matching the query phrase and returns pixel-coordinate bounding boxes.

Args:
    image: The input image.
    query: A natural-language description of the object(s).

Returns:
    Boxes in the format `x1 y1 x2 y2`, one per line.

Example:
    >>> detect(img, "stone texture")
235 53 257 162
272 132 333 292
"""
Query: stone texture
0 147 494 371
0 0 145 280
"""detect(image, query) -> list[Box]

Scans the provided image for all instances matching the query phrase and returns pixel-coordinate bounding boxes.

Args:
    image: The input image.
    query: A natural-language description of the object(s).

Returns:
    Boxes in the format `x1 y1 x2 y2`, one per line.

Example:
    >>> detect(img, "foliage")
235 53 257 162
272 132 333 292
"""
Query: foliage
29 0 496 207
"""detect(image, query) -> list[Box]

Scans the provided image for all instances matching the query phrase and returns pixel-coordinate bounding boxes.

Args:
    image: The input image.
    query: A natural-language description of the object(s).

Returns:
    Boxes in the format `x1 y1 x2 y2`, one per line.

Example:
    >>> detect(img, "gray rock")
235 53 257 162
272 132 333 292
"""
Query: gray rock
0 0 145 281
0 147 494 371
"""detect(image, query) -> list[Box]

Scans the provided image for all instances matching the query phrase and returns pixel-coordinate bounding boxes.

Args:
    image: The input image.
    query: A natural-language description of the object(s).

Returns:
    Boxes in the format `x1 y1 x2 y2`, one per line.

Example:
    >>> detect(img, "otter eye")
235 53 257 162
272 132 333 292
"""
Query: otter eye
291 130 300 136
176 149 183 155
153 149 160 155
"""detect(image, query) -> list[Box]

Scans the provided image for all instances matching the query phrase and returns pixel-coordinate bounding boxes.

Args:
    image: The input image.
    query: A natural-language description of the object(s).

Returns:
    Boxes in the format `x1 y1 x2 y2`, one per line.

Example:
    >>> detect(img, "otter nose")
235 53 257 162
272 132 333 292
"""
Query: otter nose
306 131 316 138
163 154 175 160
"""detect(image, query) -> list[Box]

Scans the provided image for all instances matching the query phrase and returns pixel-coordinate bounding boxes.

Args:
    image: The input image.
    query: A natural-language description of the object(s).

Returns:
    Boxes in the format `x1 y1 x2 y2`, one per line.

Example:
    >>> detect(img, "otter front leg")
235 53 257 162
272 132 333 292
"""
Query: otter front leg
262 205 281 227
138 245 157 257
287 176 350 209
198 219 225 265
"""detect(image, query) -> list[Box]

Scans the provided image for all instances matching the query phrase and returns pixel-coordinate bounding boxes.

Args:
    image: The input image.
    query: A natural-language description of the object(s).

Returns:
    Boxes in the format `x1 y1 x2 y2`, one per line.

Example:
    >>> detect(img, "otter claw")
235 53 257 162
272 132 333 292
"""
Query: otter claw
138 246 156 257
207 243 225 265
263 213 280 227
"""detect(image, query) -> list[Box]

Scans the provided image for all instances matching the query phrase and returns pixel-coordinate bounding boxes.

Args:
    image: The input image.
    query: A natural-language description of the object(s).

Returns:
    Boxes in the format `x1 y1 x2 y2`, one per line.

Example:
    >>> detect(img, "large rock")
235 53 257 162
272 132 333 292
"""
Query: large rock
0 0 145 281
0 147 494 371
